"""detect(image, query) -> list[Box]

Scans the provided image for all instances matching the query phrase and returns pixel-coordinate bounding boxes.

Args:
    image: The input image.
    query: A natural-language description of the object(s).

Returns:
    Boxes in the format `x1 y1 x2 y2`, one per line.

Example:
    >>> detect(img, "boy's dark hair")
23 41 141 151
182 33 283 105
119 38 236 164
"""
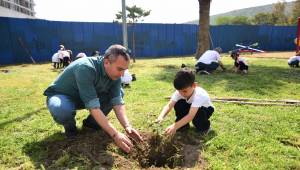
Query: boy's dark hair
230 50 240 59
173 67 195 90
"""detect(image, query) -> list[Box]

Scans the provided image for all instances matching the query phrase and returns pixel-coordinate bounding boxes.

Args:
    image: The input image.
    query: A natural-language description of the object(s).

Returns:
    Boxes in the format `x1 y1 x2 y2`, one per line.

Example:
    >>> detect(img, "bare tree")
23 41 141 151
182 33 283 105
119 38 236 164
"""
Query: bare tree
195 0 211 59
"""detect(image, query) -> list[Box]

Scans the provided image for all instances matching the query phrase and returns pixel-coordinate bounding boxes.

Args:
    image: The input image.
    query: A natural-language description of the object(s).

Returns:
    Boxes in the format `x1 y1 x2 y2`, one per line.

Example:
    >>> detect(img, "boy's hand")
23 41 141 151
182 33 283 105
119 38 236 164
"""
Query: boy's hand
125 126 143 142
165 123 177 136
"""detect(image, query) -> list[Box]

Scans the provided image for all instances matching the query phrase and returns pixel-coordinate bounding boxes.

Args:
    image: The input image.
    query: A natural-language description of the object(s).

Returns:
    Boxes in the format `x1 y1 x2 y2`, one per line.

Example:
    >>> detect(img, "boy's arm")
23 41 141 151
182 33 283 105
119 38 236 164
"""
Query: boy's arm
155 100 176 123
165 107 198 135
219 60 226 70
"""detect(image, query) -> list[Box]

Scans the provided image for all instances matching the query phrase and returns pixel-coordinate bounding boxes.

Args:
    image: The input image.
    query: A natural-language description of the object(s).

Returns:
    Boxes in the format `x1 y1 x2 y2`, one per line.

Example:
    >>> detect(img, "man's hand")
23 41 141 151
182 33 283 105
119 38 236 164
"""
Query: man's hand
112 132 133 153
154 117 163 123
125 126 143 142
165 123 177 136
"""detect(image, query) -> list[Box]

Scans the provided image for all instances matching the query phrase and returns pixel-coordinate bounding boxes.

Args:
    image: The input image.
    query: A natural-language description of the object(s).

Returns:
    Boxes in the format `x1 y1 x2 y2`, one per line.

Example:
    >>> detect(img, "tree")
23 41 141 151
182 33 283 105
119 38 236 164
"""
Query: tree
230 16 251 25
116 5 151 62
215 16 233 25
196 0 211 59
289 0 300 25
252 13 274 25
216 16 251 25
271 0 288 25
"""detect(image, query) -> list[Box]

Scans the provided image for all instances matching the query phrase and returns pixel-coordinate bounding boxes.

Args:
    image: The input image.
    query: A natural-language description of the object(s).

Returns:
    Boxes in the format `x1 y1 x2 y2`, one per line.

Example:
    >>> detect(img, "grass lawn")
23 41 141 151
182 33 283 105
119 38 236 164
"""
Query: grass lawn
0 53 299 169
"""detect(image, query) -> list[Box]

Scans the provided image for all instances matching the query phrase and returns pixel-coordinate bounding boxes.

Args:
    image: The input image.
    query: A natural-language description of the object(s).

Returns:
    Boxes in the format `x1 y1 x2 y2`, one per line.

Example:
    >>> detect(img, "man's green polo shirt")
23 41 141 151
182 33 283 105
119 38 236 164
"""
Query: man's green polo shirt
44 56 124 109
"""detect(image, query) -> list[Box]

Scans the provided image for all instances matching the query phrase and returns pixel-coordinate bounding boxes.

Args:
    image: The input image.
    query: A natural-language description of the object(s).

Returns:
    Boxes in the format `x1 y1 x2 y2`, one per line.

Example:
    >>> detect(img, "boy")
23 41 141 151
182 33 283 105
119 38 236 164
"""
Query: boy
230 50 248 74
51 52 60 69
195 47 226 74
155 67 214 135
288 51 300 68
121 69 136 88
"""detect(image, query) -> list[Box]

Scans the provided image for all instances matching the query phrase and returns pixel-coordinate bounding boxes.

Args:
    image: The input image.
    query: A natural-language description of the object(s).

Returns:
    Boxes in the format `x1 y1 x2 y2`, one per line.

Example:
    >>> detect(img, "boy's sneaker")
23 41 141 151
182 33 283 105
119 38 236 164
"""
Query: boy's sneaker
64 124 78 138
198 70 210 75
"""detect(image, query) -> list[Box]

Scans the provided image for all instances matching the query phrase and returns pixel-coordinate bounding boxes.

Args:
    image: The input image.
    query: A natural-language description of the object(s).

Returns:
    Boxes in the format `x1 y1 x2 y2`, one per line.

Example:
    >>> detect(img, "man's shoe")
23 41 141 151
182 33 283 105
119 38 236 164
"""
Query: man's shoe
198 127 212 135
82 119 101 131
64 125 78 138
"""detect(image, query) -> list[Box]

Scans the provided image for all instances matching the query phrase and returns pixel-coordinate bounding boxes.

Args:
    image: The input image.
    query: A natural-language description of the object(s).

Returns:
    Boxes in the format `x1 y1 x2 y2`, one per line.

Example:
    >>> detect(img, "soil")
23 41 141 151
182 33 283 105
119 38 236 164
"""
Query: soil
41 129 206 169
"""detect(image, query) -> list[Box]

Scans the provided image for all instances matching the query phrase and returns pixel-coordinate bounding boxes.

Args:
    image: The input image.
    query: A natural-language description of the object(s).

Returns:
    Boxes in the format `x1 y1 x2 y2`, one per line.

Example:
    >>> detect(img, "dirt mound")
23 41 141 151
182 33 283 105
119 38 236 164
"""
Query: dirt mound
39 130 205 169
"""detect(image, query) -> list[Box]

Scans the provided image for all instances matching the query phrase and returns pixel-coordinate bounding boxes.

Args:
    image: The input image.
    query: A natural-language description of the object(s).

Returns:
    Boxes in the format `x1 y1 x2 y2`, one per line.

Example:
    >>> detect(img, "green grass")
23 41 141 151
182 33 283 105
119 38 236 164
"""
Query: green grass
0 55 299 169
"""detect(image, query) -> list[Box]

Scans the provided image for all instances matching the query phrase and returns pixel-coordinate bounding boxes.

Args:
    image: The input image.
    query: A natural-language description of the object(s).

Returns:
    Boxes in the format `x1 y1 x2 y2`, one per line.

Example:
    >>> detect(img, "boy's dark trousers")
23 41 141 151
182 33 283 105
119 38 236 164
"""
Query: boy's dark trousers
289 60 299 68
195 62 219 73
174 99 214 132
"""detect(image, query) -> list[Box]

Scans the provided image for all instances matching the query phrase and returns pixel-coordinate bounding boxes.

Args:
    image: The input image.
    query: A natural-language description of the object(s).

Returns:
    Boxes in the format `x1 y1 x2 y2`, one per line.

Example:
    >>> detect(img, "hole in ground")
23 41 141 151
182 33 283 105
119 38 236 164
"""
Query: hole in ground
129 132 202 169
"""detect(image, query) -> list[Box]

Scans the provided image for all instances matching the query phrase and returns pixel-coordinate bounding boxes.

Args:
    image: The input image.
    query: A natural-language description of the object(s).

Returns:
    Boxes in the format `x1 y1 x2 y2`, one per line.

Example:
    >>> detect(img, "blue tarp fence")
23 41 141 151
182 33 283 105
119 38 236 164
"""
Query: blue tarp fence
0 17 297 65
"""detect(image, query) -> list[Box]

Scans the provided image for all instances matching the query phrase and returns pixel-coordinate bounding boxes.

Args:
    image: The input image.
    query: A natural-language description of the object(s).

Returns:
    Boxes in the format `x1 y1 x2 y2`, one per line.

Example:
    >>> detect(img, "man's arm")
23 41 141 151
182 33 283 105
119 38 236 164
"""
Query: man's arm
89 108 133 153
155 100 176 123
113 104 130 128
165 107 198 135
113 104 143 142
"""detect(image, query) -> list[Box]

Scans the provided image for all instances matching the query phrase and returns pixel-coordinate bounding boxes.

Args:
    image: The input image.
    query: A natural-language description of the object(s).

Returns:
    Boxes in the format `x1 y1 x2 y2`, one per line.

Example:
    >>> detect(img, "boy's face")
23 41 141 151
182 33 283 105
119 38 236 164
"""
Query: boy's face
178 83 196 98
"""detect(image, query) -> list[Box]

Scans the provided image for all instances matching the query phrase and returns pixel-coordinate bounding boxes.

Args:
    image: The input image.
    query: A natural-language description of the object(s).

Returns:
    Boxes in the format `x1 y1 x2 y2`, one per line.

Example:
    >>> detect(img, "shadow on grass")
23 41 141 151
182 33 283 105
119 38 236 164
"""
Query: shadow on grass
50 68 63 73
0 107 47 129
23 130 117 169
153 64 300 96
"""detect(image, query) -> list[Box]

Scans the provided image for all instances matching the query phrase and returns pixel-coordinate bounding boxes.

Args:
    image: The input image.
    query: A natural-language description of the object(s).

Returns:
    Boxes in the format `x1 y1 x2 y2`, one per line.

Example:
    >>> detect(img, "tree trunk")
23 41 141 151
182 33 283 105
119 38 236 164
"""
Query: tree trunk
195 0 211 59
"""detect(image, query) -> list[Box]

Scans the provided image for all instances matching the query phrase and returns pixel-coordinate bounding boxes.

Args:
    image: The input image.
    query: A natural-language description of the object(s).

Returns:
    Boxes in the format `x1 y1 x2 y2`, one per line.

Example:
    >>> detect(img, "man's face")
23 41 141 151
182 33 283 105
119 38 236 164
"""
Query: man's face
104 56 129 80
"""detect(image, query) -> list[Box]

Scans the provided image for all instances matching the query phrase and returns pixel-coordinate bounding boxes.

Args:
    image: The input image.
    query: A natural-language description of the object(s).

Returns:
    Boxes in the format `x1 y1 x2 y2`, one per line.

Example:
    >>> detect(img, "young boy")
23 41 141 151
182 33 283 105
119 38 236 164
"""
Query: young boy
155 67 214 135
230 50 248 74
288 51 300 68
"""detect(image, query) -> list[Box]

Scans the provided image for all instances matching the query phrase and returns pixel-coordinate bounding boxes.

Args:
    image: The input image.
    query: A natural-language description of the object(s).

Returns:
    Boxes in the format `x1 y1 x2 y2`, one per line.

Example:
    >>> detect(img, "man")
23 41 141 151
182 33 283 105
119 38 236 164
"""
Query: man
195 47 226 74
44 44 142 153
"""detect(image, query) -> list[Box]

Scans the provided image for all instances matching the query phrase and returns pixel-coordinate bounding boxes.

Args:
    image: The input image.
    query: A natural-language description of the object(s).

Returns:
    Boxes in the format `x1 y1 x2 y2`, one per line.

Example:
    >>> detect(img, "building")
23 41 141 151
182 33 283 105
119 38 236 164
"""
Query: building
0 0 35 18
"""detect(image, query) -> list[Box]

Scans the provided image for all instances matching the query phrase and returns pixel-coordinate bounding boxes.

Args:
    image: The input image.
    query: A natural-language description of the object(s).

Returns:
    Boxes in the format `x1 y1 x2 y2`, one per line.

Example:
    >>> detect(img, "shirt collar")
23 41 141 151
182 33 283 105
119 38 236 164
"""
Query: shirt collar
99 57 110 79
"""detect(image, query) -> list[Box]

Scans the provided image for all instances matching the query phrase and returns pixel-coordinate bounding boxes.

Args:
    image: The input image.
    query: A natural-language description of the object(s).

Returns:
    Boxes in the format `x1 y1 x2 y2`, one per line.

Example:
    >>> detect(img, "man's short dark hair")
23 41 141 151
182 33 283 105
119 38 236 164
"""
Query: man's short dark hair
103 44 130 62
173 67 195 90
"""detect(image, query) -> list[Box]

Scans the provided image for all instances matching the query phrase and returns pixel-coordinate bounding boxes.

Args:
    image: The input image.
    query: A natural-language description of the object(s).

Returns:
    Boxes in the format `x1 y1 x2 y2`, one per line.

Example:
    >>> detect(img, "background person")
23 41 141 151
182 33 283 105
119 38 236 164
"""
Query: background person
195 47 226 74
230 50 249 74
288 51 300 68
51 52 60 69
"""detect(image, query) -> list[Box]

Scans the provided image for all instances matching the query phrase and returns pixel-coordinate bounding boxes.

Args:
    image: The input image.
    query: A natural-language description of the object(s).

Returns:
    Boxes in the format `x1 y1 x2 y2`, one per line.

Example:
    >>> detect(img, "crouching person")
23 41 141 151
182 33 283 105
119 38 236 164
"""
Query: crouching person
44 44 142 153
155 67 214 135
121 69 136 88
195 47 226 74
288 51 300 68
230 50 249 74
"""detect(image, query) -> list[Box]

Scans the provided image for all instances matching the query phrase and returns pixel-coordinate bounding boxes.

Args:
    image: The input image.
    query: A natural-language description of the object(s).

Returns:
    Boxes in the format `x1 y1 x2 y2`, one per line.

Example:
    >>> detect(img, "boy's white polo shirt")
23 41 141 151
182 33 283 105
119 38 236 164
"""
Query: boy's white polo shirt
171 86 213 108
288 56 300 64
197 50 220 64
121 69 133 84
238 57 248 65
52 53 59 62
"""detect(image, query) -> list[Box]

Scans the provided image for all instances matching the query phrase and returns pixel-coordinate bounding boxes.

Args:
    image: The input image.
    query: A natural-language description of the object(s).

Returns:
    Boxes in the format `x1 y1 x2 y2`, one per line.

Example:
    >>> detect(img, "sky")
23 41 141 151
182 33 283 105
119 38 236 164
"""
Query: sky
34 0 294 23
